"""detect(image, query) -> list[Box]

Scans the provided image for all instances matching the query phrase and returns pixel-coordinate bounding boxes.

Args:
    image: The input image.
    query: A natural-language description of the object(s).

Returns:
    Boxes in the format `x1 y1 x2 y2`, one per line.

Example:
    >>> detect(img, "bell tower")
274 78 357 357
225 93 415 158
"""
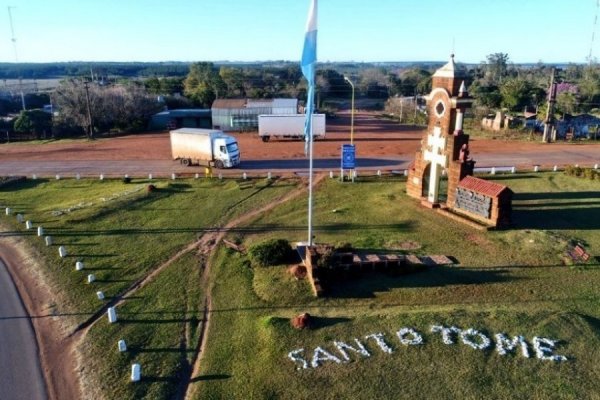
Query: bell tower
406 54 475 207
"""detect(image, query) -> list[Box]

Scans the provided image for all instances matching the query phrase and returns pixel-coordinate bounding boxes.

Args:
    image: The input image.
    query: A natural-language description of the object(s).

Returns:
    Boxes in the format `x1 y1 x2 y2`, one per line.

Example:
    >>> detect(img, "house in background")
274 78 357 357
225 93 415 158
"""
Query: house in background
555 113 600 139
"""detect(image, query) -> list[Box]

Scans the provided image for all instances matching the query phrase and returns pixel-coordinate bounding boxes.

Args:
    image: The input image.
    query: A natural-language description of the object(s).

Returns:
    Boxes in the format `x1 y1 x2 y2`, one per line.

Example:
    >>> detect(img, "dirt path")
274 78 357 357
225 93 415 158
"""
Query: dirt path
0 233 82 400
182 173 326 400
3 173 320 400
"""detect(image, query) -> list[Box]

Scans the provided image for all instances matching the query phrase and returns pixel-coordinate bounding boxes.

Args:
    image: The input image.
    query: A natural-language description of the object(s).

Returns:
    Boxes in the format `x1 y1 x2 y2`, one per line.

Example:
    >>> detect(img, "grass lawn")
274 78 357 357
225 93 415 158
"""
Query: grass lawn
1 172 599 399
0 176 300 399
194 172 600 399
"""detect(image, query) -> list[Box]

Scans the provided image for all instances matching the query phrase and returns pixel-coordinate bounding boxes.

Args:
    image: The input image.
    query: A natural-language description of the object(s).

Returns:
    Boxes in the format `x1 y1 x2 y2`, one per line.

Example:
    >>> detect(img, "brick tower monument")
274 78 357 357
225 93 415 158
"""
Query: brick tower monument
406 54 475 207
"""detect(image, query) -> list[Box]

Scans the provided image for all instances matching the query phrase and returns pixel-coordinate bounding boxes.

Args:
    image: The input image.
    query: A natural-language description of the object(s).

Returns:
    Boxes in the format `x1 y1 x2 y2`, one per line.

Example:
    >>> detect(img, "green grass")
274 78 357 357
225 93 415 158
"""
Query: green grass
0 176 300 399
1 172 599 399
193 172 600 399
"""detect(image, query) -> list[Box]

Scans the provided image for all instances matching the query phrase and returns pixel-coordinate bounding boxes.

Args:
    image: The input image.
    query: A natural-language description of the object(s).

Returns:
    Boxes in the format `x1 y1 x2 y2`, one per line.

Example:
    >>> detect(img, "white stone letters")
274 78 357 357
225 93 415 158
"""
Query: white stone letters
289 324 568 371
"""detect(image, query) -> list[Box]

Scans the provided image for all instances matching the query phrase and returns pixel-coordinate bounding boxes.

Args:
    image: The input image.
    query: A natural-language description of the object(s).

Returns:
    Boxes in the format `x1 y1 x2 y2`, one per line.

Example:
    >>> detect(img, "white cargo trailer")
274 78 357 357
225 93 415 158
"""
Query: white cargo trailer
258 114 326 142
170 128 240 169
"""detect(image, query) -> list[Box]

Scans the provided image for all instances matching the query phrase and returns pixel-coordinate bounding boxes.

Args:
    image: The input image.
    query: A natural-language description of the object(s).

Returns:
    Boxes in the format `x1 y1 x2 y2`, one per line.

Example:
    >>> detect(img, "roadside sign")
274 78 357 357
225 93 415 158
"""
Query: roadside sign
341 144 356 169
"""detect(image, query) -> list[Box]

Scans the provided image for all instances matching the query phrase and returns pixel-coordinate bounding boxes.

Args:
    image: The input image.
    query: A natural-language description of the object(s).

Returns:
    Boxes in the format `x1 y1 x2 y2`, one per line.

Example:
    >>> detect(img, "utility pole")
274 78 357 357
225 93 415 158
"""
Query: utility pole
83 79 94 139
7 6 25 111
542 69 556 143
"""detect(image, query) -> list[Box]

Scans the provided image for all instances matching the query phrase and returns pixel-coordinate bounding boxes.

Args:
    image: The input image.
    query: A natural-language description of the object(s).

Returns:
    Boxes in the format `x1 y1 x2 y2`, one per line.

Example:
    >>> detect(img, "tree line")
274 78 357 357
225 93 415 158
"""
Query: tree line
1 55 599 140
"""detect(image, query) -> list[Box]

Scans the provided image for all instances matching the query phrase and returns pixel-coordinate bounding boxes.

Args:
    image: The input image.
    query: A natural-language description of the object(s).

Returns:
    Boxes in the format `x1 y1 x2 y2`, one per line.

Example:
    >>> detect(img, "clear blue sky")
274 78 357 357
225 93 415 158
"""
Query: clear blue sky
0 0 597 64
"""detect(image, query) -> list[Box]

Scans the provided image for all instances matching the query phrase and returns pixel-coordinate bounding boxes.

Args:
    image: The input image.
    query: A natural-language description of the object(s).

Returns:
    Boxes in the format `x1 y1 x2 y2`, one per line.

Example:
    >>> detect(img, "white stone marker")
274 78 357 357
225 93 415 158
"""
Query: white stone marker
76 261 84 271
37 226 44 237
25 220 33 230
16 214 23 223
76 173 81 180
118 340 127 352
58 246 67 258
87 274 96 284
5 207 11 216
534 165 539 172
575 164 579 168
171 173 176 180
107 307 117 323
553 165 558 172
594 163 598 170
124 174 129 179
329 171 334 179
97 291 105 300
32 174 37 180
404 170 409 177
100 174 104 180
195 173 199 179
267 172 272 180
243 172 247 180
148 173 153 180
55 174 61 180
377 170 382 176
511 166 516 174
45 236 53 246
490 167 496 175
218 173 223 180
131 364 141 382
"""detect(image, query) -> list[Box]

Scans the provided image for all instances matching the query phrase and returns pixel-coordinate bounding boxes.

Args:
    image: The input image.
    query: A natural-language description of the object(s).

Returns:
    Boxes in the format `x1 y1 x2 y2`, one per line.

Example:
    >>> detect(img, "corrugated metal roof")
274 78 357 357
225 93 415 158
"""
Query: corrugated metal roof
272 98 298 108
458 176 511 197
212 99 247 109
246 99 273 108
153 109 211 117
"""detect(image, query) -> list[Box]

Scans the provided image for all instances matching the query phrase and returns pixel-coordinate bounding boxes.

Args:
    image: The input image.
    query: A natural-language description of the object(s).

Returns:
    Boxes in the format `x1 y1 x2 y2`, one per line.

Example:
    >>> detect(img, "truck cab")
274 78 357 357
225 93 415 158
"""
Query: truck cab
213 136 240 169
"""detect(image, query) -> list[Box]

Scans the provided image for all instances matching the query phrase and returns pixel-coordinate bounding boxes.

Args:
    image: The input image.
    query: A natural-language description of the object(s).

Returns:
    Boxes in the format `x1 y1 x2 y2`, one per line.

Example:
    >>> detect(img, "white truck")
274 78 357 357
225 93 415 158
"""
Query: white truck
258 114 326 142
170 128 240 169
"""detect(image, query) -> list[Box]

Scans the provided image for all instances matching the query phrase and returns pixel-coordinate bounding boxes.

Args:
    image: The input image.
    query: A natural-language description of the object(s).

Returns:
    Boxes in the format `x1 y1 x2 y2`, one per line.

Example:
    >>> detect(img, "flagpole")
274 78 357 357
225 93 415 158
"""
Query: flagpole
308 116 314 246
301 0 317 248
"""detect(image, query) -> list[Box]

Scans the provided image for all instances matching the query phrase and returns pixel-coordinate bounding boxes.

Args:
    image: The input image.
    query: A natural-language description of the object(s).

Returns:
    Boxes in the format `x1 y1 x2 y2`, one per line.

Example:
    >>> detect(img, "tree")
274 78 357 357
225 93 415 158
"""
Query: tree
499 78 532 111
484 53 510 84
184 62 226 107
52 79 162 136
52 79 98 137
13 109 52 139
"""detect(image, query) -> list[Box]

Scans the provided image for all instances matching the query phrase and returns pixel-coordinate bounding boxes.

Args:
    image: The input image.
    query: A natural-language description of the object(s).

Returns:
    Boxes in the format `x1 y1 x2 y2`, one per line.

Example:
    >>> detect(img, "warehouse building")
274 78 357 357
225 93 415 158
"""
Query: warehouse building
211 98 298 131
149 109 212 131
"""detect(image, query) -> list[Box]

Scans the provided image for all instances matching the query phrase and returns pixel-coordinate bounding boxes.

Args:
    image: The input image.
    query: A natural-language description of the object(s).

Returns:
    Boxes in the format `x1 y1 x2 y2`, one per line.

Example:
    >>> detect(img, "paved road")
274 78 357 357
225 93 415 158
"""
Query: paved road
0 258 47 400
0 148 598 178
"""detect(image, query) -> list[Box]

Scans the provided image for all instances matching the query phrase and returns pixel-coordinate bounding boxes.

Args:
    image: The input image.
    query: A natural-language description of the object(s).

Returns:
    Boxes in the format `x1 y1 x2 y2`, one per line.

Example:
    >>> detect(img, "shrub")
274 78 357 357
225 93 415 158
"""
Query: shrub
248 239 292 267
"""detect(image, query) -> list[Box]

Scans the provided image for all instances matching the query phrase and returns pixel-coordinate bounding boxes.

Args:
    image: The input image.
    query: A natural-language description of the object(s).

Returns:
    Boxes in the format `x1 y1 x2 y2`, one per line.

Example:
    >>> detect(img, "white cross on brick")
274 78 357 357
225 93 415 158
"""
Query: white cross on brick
423 126 447 203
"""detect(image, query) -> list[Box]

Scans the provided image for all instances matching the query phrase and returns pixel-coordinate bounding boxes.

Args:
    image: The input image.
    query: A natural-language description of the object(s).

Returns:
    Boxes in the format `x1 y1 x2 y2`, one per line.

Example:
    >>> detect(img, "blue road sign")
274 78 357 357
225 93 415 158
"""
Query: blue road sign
341 144 356 169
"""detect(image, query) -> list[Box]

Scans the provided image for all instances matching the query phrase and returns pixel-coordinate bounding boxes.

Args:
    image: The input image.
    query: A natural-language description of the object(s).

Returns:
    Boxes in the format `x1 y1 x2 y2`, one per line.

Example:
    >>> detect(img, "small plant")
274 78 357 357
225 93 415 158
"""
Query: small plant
248 238 292 267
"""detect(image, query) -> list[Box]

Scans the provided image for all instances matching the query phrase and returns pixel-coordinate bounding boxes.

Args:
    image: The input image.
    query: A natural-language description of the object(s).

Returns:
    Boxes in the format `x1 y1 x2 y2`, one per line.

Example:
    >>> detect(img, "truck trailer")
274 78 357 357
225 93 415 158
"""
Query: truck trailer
170 128 240 169
257 114 326 142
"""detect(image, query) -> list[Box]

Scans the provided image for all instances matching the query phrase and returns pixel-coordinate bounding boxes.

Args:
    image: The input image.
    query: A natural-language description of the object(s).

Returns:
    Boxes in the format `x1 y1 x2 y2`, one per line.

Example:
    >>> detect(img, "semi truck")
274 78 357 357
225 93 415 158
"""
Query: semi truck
170 128 240 169
257 114 326 142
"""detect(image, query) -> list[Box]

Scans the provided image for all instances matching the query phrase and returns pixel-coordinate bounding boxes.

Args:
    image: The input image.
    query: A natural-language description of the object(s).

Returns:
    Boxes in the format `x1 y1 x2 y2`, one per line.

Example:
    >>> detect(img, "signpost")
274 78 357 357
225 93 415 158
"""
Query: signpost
341 144 356 182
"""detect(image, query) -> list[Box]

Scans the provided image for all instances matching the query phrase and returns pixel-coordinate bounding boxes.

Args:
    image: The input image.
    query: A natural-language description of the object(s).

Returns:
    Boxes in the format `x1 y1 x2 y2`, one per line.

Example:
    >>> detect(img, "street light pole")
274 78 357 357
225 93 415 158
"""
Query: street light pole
344 76 355 145
83 79 94 139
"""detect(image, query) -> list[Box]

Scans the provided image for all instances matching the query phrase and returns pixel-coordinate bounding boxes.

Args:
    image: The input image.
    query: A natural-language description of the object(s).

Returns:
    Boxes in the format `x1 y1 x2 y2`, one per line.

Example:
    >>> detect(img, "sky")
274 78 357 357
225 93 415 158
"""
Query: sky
0 0 597 64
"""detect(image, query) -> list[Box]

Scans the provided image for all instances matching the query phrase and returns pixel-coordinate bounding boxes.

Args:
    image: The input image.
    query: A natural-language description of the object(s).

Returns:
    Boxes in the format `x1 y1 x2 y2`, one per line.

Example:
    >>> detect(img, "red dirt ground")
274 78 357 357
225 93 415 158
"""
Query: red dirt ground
0 111 576 163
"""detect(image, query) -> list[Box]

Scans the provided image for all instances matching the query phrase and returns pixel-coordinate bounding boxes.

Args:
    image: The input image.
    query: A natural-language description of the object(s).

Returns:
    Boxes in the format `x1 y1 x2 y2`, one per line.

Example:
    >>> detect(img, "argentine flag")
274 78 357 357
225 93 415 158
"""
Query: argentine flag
301 0 317 155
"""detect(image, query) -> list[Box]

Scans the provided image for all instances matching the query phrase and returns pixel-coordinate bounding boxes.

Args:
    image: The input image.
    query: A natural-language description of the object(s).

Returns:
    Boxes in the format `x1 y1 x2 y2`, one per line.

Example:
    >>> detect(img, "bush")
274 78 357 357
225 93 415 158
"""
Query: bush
248 239 292 267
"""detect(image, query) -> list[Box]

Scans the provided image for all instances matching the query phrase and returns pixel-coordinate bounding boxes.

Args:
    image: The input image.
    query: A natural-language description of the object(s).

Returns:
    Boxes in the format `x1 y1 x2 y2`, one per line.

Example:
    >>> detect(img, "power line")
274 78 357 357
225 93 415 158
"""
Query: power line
7 6 26 110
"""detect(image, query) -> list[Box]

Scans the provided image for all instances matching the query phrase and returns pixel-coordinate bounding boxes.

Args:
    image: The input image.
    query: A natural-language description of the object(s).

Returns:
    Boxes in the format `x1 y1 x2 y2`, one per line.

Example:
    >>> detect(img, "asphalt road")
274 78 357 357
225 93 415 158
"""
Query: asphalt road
0 258 47 400
0 148 598 178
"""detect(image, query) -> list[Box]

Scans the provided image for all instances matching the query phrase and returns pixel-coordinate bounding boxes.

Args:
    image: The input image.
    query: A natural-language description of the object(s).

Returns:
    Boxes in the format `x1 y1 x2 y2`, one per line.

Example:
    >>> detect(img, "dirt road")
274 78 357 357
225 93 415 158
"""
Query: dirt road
0 112 598 177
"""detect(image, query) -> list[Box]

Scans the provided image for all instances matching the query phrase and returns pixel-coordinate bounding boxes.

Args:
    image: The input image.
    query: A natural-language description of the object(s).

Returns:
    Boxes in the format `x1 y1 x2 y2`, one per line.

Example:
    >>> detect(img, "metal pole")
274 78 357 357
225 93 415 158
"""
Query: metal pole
344 76 355 144
83 80 93 139
308 117 314 246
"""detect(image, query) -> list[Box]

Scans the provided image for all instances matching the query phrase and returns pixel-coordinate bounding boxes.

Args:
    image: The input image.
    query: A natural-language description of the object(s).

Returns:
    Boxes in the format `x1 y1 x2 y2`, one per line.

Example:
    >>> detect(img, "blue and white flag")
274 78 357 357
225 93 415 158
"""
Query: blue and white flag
301 0 317 155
